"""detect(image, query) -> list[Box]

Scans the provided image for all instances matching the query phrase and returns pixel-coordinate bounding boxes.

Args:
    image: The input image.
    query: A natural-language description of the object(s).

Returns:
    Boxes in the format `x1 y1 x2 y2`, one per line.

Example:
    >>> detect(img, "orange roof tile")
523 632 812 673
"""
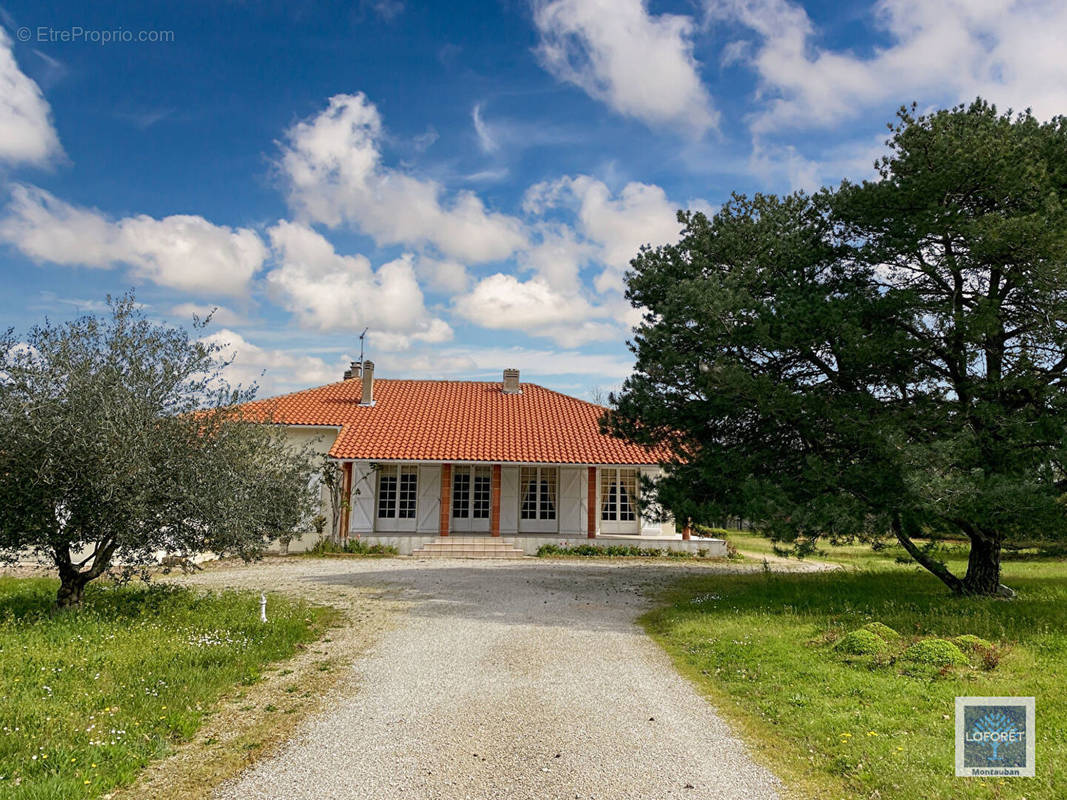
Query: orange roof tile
239 378 665 465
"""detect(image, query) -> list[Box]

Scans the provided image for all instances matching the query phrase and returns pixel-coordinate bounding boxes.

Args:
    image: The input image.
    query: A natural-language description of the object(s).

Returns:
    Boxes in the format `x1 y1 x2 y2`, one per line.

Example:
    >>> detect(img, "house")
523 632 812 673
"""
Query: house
242 361 723 556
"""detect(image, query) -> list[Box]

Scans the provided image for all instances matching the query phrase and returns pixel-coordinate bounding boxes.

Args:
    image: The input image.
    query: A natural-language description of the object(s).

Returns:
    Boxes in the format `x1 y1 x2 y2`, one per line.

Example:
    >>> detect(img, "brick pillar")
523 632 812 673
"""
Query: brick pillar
587 466 597 539
339 462 353 541
439 463 451 537
682 517 692 541
490 464 501 537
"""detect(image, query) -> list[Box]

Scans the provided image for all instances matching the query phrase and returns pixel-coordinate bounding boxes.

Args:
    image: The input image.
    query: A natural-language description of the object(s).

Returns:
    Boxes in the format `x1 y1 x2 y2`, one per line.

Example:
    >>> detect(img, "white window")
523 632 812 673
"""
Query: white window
520 467 557 520
601 468 638 523
377 465 418 519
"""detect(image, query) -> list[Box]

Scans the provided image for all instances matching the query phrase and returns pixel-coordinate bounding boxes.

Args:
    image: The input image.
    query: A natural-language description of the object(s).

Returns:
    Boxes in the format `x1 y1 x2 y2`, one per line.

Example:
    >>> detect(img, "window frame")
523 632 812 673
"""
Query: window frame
375 464 419 531
519 466 558 528
599 467 640 533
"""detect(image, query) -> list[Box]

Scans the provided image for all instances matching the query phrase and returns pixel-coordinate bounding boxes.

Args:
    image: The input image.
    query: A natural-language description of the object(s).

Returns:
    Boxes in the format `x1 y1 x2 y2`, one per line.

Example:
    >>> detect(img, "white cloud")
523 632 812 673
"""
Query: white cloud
453 273 619 347
524 175 684 292
449 174 690 345
169 302 249 327
0 27 63 166
471 103 497 153
747 135 885 193
532 0 716 135
379 344 635 381
201 328 343 396
518 222 596 291
266 220 452 347
415 256 471 294
0 185 266 295
279 93 527 263
713 0 1067 132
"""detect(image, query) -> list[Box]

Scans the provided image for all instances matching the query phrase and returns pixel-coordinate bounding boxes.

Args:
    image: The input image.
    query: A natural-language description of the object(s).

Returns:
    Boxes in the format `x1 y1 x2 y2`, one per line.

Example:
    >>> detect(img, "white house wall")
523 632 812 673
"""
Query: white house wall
270 426 340 553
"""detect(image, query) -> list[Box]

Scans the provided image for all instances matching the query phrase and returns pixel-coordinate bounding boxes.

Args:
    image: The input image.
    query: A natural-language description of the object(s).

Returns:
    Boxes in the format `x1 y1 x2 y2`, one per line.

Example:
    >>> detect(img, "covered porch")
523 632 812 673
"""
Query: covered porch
336 460 682 544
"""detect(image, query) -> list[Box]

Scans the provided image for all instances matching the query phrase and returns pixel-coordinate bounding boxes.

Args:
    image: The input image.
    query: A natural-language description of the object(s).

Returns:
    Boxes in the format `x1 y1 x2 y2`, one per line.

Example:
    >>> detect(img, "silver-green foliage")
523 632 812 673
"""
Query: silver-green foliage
0 294 318 605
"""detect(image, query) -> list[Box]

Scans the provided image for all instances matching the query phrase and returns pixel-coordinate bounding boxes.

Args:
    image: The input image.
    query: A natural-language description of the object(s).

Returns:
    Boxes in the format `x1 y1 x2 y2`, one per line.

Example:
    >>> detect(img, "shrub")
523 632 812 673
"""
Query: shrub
863 622 902 641
536 543 710 559
695 526 730 538
902 638 968 667
834 629 889 656
308 538 398 556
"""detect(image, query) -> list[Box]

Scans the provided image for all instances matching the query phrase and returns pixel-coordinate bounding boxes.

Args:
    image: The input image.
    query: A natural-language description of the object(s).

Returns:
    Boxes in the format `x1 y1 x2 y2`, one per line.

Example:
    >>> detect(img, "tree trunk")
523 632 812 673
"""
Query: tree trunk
57 572 88 608
962 535 1010 597
892 514 965 594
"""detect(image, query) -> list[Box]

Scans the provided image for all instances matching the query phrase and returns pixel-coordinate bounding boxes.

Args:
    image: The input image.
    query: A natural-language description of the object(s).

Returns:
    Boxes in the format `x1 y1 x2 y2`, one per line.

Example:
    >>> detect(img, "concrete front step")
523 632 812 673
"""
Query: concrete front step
412 537 526 559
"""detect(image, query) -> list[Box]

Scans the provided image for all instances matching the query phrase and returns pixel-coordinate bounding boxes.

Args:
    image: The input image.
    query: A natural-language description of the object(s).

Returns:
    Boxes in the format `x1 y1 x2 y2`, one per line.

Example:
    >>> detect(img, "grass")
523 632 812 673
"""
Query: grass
0 577 334 799
642 543 1066 800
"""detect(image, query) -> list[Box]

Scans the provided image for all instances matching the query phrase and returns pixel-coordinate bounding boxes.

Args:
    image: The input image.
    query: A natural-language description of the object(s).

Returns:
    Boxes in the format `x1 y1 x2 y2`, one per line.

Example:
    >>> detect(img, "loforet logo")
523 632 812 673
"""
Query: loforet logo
956 697 1035 777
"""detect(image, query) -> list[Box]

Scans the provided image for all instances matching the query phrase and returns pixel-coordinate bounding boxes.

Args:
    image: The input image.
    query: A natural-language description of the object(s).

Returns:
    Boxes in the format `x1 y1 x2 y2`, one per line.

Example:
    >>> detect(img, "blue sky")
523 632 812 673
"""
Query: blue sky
1 1 1063 399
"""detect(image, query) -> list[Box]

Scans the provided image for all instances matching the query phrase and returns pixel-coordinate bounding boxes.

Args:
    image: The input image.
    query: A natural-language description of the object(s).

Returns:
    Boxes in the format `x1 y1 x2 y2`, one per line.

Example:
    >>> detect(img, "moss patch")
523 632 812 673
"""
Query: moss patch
863 621 901 641
834 628 889 655
902 638 968 667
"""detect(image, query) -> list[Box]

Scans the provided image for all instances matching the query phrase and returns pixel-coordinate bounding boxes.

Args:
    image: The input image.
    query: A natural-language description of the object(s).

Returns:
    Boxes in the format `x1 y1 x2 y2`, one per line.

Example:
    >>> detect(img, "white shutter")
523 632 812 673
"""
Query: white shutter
350 461 375 534
639 467 661 534
417 466 441 532
500 467 519 533
559 467 583 535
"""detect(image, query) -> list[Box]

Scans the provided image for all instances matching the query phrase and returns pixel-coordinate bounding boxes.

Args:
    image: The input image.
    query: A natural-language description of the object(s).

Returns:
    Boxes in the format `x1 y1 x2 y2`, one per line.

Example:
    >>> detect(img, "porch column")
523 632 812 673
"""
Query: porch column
339 462 353 541
587 466 597 539
490 464 501 537
439 463 451 537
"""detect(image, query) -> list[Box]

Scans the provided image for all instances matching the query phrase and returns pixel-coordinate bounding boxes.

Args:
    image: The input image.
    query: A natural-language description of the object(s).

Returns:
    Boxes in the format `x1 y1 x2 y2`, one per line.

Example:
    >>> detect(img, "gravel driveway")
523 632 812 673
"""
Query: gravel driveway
192 557 785 800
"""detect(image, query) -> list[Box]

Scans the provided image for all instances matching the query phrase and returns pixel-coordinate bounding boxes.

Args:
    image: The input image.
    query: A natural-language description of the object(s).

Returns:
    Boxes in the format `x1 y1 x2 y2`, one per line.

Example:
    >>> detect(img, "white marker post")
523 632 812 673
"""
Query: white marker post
260 592 267 623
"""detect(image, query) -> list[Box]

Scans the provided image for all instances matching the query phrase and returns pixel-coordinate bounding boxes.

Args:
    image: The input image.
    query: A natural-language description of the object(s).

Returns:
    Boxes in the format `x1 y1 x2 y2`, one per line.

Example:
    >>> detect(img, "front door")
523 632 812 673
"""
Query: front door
451 465 491 533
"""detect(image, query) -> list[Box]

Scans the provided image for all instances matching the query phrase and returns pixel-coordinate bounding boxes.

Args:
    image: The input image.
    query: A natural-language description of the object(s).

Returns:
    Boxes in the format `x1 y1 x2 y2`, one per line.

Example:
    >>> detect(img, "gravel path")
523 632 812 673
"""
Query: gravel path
192 557 789 800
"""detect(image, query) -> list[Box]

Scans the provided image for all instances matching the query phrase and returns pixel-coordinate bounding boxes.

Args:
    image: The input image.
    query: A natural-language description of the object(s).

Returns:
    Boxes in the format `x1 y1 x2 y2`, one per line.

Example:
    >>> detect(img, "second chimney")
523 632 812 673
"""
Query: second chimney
502 368 521 394
343 361 362 381
360 360 375 406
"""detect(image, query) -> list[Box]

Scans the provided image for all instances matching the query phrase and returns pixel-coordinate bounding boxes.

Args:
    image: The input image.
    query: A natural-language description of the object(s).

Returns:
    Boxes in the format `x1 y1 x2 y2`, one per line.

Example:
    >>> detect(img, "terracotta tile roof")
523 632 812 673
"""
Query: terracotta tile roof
239 378 665 465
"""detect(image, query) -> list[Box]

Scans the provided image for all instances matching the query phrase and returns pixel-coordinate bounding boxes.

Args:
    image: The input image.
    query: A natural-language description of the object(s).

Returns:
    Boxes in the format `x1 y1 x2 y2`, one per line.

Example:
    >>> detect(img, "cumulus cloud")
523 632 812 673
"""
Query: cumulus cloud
279 93 527 263
414 256 471 294
266 220 452 347
453 273 619 347
524 175 684 292
0 27 63 166
712 0 1067 132
0 185 266 295
201 328 344 396
532 0 716 135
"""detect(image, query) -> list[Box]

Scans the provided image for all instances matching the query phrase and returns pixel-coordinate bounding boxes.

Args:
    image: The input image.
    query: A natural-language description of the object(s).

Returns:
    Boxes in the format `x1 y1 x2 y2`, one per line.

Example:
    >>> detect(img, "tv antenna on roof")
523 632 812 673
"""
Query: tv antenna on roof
358 328 369 364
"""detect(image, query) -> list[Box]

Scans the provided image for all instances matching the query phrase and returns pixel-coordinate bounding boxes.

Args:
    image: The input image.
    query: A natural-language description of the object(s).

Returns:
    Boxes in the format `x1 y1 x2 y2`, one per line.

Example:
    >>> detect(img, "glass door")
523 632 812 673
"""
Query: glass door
452 465 491 533
599 468 639 534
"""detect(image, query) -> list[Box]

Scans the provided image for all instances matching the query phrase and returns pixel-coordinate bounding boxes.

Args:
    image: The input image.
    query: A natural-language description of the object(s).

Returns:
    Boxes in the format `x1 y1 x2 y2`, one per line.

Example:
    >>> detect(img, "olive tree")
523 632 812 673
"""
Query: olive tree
0 295 318 606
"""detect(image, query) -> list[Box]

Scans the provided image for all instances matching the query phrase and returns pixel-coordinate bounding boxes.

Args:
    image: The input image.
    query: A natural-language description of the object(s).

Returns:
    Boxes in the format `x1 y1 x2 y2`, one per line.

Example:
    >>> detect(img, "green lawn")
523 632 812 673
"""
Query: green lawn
0 577 333 799
643 540 1065 800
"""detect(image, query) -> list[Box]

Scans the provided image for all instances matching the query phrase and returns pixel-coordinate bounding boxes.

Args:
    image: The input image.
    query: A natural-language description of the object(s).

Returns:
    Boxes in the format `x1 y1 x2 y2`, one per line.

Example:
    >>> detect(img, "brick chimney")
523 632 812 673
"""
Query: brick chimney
502 368 521 394
343 361 362 381
360 360 375 406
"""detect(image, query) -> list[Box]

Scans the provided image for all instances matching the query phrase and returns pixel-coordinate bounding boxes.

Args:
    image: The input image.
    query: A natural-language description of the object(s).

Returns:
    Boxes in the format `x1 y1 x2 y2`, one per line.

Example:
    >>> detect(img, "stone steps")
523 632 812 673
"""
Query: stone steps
411 537 526 559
